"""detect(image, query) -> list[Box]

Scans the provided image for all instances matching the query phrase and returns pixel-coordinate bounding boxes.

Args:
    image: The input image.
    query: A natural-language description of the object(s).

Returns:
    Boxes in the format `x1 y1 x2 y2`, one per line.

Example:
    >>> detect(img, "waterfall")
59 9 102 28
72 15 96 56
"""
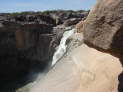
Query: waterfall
51 28 75 66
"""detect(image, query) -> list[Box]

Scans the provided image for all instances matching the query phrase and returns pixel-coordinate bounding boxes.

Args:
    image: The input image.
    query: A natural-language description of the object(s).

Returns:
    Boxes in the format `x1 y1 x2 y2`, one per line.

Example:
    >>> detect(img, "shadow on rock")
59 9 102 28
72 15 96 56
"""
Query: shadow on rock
118 71 123 92
110 26 123 92
0 32 53 92
0 58 50 92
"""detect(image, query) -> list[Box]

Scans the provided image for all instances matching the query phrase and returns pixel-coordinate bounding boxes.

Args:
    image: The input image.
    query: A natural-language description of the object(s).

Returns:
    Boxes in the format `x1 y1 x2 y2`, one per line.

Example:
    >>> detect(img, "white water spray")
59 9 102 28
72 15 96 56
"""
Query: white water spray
51 28 75 66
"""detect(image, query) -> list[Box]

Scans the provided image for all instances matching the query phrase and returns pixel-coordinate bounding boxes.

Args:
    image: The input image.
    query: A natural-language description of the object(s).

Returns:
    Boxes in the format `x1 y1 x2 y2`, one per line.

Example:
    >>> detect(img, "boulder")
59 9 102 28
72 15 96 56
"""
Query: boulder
82 0 123 55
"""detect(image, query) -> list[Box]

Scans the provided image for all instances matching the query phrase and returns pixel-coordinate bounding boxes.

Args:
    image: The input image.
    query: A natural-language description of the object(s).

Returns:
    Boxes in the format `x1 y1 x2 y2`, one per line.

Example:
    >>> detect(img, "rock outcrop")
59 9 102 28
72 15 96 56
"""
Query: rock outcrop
82 0 123 55
29 44 122 92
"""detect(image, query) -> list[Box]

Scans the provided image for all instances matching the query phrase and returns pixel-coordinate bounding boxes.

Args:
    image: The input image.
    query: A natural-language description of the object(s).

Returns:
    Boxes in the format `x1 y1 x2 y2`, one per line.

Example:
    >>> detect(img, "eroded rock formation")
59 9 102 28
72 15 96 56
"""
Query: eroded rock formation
82 0 123 56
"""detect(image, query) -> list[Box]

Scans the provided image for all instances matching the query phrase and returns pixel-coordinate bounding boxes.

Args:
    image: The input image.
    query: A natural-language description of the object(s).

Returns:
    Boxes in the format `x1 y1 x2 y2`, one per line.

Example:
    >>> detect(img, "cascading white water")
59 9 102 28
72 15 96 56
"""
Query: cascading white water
51 28 75 66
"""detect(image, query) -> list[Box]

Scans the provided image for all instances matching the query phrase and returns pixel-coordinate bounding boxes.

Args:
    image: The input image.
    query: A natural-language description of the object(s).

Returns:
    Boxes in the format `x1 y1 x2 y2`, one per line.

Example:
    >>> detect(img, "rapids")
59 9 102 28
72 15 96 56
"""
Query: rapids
51 28 75 66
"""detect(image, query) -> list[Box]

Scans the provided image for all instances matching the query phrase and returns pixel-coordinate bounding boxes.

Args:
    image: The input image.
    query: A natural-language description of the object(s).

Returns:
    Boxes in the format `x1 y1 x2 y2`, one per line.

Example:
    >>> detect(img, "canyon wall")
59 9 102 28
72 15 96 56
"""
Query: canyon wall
0 10 88 91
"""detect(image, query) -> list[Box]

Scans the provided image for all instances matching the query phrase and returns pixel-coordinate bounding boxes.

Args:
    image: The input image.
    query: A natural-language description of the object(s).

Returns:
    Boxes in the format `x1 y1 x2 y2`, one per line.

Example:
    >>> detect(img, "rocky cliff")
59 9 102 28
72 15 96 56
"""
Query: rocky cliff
0 10 88 91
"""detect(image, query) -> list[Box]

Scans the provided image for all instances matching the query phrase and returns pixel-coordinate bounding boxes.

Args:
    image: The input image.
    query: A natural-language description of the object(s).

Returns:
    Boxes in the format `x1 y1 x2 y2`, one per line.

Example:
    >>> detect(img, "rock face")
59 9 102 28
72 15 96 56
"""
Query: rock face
0 13 57 87
29 44 122 92
0 26 53 81
82 0 123 55
76 20 84 33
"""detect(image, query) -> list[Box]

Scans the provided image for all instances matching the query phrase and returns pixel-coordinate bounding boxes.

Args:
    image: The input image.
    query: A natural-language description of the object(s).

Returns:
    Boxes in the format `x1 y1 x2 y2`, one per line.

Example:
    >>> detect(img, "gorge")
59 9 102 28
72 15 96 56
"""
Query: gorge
1 0 123 92
0 10 88 92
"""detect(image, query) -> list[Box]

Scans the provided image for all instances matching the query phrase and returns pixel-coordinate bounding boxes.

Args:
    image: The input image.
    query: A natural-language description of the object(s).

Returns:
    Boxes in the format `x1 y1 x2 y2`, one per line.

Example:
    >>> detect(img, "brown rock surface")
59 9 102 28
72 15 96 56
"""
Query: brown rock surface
82 0 123 55
29 44 122 92
76 20 84 33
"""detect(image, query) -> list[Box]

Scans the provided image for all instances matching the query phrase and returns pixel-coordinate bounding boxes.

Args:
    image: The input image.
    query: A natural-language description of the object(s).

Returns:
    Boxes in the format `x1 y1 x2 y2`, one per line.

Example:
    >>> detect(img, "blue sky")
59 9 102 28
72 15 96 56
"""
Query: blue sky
0 0 97 13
